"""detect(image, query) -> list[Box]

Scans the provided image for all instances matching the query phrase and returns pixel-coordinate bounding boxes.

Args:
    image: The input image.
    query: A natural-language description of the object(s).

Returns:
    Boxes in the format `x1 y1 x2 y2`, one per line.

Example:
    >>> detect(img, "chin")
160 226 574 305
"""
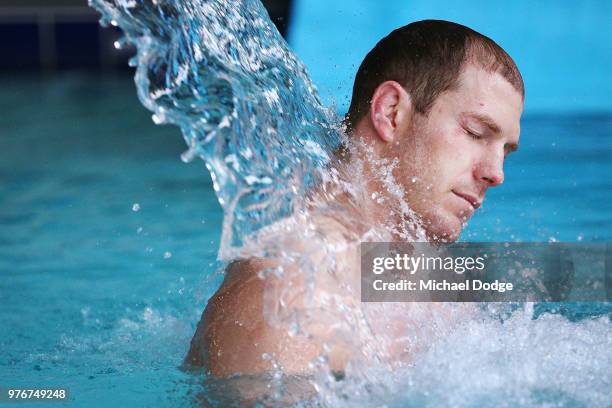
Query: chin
423 210 463 243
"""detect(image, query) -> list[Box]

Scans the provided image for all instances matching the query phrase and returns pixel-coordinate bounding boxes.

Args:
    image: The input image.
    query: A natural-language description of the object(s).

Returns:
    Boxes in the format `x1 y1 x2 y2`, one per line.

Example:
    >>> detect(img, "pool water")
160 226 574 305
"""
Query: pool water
0 74 223 407
0 75 610 406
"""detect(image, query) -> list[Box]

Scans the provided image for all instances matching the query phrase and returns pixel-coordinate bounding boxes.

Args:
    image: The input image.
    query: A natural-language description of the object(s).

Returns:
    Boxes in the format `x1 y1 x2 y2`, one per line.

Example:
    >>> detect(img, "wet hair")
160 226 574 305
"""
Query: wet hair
346 20 524 130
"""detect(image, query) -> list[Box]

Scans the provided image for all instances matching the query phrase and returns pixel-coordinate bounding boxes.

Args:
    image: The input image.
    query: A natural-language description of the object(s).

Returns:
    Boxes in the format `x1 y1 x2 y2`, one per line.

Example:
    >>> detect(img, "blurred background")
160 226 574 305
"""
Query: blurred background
5 0 610 111
290 0 612 114
0 0 610 404
2 0 608 246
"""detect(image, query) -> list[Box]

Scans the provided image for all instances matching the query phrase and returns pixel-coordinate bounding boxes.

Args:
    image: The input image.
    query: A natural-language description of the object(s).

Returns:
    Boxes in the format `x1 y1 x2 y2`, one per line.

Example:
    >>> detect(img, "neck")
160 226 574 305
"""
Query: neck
323 135 427 242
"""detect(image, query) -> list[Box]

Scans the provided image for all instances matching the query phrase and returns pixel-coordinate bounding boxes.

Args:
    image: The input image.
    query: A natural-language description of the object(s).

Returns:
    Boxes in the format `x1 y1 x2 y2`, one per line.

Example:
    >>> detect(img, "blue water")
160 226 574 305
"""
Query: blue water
0 74 222 406
1 0 611 405
1 74 610 407
91 0 340 259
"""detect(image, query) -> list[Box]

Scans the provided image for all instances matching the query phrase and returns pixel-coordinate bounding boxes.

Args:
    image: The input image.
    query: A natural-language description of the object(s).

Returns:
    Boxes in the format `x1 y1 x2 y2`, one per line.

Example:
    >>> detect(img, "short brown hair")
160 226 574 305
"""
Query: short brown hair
346 20 524 129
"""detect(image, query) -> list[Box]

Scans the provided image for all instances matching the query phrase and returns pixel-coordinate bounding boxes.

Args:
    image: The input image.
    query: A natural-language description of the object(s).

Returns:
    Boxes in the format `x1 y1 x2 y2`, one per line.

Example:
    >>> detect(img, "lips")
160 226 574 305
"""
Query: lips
452 191 482 210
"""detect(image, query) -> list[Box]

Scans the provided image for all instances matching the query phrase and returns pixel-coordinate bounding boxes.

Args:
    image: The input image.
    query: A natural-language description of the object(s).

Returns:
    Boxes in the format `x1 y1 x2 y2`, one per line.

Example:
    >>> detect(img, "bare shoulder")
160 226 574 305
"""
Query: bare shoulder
184 258 339 377
184 213 358 378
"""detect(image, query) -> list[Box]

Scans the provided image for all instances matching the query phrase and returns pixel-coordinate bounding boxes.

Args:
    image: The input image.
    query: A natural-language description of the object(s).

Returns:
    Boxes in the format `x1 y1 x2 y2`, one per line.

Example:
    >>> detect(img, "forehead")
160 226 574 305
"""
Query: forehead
438 64 523 137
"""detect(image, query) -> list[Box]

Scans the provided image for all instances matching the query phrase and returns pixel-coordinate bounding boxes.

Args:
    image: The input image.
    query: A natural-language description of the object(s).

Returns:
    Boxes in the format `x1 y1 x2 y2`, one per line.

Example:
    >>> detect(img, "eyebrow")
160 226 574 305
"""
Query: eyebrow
462 111 501 134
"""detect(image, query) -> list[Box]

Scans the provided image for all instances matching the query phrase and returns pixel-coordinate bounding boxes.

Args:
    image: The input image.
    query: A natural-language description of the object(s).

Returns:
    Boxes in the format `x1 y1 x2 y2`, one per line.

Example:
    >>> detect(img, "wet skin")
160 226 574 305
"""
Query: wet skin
185 64 524 379
359 64 523 241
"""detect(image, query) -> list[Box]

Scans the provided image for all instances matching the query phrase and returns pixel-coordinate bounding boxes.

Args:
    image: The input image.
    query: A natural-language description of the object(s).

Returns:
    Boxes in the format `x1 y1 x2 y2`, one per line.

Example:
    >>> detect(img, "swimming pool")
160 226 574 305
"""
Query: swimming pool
1 73 610 406
0 74 223 406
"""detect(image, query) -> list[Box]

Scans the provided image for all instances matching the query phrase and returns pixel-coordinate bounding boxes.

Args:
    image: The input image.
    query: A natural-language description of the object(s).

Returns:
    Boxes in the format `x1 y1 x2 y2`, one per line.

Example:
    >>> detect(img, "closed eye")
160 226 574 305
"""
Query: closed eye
464 128 483 140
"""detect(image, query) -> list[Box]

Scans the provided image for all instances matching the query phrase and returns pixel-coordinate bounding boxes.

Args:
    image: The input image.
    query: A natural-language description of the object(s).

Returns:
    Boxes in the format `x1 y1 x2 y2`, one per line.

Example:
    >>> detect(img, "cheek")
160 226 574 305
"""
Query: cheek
426 132 467 190
452 128 483 165
397 124 468 194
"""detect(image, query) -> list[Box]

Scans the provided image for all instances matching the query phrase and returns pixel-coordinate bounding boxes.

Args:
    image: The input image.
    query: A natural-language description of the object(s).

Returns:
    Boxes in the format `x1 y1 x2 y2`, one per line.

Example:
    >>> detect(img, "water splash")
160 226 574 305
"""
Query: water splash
89 0 341 259
87 1 611 407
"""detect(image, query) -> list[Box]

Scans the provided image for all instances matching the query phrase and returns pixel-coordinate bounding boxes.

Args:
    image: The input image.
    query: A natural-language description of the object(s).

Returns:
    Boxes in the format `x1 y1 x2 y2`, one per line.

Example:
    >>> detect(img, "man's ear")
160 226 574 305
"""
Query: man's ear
369 81 412 143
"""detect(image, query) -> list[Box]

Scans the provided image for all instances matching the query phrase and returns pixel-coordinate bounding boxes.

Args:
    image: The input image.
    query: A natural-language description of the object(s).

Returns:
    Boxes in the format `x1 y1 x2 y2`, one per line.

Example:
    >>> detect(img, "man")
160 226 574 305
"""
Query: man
185 20 524 378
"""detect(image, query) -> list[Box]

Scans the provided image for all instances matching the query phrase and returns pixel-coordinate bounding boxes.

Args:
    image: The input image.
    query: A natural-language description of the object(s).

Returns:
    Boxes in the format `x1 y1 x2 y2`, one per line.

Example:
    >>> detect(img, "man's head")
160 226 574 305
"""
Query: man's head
347 20 524 242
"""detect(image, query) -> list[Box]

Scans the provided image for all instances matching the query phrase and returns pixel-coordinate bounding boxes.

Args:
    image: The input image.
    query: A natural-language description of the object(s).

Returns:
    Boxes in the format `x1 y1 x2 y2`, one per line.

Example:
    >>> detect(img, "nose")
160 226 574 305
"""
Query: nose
474 149 505 187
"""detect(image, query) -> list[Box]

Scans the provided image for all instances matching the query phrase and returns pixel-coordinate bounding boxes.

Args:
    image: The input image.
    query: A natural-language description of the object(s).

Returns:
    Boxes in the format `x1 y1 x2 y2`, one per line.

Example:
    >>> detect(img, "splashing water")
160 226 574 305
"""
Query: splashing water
90 0 341 259
88 1 611 406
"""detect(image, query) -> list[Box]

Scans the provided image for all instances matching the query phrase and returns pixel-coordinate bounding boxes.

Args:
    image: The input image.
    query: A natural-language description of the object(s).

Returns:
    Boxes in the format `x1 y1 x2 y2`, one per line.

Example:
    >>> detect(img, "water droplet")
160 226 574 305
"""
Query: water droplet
152 113 165 124
288 322 299 337
181 147 197 163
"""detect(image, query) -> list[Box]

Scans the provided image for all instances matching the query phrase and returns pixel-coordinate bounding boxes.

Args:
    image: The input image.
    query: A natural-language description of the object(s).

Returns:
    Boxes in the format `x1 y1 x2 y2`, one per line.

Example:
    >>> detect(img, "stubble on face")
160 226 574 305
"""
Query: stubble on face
393 113 466 242
388 66 523 243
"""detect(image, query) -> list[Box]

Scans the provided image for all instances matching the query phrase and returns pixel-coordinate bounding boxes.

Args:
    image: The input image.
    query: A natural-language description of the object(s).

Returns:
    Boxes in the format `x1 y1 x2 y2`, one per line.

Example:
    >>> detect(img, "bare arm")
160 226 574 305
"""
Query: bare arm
184 258 349 378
